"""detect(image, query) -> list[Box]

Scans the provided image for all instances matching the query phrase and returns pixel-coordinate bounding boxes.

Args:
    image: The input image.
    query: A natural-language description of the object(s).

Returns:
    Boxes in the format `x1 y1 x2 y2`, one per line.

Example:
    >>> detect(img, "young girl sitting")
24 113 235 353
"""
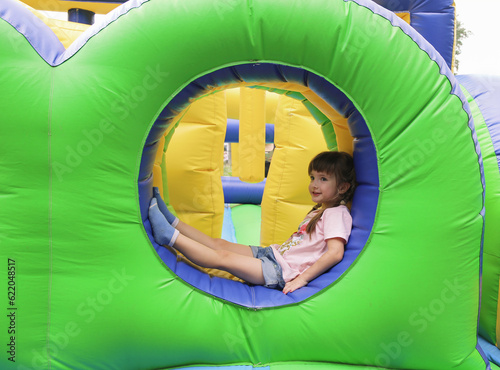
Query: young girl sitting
148 151 356 294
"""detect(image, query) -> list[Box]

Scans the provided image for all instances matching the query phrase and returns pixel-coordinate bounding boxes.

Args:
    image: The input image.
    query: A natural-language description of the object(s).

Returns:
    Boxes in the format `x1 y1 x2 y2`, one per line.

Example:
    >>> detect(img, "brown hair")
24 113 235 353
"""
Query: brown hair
306 151 356 234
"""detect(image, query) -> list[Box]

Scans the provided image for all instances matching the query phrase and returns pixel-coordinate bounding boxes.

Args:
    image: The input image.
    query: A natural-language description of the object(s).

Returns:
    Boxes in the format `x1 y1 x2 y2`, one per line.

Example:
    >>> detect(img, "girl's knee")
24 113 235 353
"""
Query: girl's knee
213 238 231 250
213 249 232 269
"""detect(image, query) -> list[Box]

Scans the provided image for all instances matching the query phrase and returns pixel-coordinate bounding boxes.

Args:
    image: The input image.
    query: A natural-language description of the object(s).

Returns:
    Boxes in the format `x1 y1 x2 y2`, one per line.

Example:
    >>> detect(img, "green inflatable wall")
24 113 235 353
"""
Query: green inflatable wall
0 0 493 369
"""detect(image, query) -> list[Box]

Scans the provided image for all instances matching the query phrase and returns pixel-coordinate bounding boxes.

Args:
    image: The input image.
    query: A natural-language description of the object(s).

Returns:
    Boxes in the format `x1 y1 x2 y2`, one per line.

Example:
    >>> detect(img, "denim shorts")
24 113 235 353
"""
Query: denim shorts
250 246 286 290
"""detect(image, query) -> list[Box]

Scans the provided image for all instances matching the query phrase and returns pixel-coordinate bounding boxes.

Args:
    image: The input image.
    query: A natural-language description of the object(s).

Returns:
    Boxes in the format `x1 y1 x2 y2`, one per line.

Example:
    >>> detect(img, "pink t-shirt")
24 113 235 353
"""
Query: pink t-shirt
271 205 352 283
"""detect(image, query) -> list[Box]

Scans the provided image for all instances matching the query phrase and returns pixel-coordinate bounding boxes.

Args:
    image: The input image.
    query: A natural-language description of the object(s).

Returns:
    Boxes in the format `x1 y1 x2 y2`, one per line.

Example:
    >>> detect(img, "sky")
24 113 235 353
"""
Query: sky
43 1 498 76
454 0 499 76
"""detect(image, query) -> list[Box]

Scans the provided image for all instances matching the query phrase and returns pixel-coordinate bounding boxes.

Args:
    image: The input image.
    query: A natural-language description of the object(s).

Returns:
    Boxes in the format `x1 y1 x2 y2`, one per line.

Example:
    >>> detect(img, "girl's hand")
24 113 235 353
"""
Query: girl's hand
283 276 308 294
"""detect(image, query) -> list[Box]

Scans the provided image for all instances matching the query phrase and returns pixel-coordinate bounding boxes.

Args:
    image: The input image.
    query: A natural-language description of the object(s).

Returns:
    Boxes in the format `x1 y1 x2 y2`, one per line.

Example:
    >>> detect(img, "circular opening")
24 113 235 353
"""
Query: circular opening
139 63 378 308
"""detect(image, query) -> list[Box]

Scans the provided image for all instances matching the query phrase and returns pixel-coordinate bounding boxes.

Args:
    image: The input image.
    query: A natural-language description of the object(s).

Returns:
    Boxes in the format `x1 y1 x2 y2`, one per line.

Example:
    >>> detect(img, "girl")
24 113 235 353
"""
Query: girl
149 151 355 294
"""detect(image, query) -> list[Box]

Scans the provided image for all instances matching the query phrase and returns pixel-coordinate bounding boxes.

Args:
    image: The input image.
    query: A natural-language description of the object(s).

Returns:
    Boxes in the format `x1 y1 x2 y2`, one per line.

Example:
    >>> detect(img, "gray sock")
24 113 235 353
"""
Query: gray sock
149 198 179 247
153 187 179 227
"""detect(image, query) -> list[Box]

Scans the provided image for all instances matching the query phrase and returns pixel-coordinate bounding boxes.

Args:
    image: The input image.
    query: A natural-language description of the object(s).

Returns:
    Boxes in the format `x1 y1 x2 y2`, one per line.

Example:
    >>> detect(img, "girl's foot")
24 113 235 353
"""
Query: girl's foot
149 198 179 247
153 187 179 227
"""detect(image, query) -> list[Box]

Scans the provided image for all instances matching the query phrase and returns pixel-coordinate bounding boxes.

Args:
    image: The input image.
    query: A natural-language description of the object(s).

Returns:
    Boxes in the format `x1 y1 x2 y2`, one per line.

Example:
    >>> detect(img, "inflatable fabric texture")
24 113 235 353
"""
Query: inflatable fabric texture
165 92 226 237
226 87 280 124
0 0 491 369
238 87 266 183
458 75 500 347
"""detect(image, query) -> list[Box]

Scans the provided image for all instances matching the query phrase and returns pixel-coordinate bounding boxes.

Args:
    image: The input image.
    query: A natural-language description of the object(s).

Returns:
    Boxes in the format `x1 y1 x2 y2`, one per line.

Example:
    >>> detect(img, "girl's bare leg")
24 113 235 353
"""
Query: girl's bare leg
175 220 253 257
174 234 265 285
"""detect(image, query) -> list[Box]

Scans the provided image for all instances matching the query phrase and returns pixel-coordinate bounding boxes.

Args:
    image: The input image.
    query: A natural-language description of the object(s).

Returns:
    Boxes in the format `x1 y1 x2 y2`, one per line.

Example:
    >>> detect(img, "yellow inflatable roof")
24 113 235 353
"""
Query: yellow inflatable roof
21 0 121 14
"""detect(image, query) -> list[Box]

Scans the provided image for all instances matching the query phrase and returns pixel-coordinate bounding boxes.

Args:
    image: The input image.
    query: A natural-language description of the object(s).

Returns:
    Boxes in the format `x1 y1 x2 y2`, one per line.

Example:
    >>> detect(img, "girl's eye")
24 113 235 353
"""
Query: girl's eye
321 177 328 181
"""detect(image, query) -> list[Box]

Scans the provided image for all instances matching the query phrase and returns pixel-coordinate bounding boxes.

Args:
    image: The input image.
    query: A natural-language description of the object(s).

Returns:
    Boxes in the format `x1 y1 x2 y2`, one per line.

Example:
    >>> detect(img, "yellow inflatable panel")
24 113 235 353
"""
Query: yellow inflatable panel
204 81 352 152
47 19 89 48
21 0 120 14
238 87 266 183
264 92 280 123
396 12 411 24
261 95 328 246
226 87 279 123
165 92 226 237
226 87 280 180
301 90 353 154
226 88 240 120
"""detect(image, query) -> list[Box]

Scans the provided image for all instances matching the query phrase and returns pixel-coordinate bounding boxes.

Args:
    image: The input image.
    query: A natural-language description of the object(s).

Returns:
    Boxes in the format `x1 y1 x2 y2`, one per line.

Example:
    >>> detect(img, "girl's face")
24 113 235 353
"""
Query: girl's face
308 170 340 207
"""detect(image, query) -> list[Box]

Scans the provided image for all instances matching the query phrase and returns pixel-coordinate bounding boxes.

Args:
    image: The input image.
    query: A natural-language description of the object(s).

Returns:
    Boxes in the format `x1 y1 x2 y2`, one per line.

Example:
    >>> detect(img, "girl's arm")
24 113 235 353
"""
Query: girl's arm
282 238 345 294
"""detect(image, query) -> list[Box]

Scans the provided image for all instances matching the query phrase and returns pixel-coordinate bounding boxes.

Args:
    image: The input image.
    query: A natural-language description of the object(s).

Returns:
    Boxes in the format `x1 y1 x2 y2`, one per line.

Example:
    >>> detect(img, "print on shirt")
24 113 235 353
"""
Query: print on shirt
276 212 316 256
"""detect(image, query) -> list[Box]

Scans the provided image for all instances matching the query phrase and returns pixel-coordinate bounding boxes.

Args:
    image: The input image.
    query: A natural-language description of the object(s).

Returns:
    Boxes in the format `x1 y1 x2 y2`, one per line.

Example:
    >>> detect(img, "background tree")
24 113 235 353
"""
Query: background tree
455 18 472 73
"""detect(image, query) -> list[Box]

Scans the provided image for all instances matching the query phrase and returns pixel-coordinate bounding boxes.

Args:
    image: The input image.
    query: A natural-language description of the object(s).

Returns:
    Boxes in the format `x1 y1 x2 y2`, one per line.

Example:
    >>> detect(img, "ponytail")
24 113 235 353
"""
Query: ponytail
306 205 326 234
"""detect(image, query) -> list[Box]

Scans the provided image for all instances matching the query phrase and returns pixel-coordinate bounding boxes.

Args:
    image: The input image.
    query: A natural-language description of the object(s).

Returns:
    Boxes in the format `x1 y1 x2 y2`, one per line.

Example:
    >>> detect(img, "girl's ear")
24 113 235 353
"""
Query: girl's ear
338 182 350 194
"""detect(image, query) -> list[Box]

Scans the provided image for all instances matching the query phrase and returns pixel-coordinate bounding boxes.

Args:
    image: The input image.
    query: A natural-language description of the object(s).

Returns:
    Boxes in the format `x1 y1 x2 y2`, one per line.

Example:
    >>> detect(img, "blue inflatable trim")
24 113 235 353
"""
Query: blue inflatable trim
457 75 500 173
221 205 238 243
457 76 500 343
222 177 266 205
0 0 65 65
372 0 455 69
478 335 500 366
225 119 274 143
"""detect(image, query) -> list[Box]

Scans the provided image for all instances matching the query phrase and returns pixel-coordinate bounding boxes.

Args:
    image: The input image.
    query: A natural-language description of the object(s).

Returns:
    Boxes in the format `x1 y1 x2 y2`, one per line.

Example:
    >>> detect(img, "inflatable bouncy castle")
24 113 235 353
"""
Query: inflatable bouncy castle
1 0 500 369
